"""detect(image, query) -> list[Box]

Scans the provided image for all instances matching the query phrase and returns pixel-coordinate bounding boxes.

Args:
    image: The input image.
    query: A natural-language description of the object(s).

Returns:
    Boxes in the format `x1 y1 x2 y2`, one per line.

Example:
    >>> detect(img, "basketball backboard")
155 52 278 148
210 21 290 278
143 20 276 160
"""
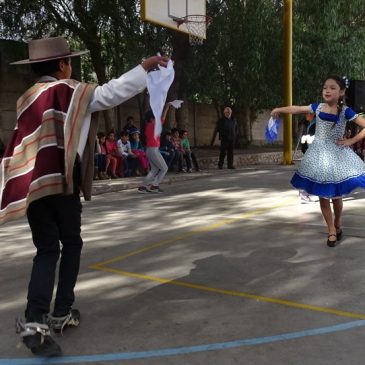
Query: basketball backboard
141 0 207 39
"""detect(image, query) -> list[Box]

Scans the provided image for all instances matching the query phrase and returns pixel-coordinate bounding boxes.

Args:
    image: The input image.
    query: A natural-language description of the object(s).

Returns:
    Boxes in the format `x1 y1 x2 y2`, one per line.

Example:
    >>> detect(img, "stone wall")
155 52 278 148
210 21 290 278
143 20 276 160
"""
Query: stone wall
0 39 284 149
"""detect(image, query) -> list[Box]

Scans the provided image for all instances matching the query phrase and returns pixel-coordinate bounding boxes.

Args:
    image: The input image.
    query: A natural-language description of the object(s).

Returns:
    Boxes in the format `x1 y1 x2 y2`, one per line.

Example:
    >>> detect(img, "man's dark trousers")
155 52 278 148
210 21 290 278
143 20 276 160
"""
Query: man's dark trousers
218 138 234 168
25 193 83 322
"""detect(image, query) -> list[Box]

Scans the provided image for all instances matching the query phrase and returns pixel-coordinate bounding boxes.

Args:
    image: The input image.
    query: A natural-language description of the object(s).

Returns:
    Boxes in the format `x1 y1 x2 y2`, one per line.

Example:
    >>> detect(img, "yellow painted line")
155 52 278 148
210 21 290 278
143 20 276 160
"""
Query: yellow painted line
93 197 297 267
90 265 365 320
89 195 365 320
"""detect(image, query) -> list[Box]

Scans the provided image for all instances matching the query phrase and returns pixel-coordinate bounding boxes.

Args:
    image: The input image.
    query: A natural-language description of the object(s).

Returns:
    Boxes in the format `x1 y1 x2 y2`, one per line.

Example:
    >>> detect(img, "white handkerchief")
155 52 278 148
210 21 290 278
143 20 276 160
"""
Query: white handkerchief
169 100 184 109
146 60 175 137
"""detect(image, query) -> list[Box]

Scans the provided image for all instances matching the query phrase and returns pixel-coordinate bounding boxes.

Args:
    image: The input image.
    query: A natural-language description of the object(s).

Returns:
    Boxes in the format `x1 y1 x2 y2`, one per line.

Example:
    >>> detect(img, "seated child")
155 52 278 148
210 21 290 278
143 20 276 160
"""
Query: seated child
95 132 109 179
159 131 176 169
180 129 201 172
105 130 123 178
123 116 138 136
117 132 138 177
170 128 185 172
130 130 149 174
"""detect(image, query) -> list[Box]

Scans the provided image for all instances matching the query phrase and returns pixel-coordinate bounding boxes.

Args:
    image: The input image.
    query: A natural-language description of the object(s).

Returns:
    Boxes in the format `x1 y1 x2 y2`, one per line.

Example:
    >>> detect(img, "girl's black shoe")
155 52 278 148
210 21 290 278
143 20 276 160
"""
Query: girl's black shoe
336 228 343 241
327 234 337 247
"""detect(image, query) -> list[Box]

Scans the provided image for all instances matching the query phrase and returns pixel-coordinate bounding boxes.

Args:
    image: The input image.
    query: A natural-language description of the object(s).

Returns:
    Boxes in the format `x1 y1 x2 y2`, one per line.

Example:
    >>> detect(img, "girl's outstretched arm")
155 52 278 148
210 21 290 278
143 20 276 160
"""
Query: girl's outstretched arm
338 115 365 146
162 103 171 120
271 105 311 119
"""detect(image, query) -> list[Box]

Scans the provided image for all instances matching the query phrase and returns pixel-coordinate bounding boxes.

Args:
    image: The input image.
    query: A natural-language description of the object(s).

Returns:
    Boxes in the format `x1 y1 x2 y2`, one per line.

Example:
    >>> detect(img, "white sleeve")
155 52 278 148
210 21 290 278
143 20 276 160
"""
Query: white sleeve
117 140 122 152
88 65 147 113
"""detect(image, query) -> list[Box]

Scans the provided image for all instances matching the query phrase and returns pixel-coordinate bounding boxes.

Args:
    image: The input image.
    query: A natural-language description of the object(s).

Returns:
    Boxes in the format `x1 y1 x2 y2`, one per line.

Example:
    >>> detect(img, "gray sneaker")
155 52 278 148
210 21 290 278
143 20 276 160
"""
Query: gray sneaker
149 185 163 193
137 186 148 193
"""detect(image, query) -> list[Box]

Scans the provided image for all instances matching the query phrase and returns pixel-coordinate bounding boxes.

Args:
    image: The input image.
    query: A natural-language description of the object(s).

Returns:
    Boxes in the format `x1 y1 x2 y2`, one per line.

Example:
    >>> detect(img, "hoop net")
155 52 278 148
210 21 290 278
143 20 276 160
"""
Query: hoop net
176 15 212 45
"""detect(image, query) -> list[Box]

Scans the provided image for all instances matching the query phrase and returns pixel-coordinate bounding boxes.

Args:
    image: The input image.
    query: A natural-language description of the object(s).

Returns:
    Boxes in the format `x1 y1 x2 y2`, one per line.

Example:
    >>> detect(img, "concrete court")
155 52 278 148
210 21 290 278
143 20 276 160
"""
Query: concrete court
2 165 365 365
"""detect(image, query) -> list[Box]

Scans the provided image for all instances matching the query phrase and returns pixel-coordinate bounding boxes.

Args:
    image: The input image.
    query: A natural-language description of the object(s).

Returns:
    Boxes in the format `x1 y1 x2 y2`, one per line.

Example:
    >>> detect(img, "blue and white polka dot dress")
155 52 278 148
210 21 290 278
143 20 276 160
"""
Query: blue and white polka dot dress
291 103 365 198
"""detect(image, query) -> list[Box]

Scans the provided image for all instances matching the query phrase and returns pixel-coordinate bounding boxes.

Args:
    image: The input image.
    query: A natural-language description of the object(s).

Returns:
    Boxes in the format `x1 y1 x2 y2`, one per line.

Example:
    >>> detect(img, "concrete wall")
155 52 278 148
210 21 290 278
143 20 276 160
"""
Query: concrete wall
253 110 284 146
0 40 37 146
0 39 283 149
0 39 82 150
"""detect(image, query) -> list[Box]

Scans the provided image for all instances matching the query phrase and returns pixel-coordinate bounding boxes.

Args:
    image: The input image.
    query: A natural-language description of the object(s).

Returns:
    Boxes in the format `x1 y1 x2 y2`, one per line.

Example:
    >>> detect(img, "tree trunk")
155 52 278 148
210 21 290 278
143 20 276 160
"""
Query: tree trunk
137 91 149 145
235 107 251 148
210 99 221 146
85 40 114 132
171 32 190 130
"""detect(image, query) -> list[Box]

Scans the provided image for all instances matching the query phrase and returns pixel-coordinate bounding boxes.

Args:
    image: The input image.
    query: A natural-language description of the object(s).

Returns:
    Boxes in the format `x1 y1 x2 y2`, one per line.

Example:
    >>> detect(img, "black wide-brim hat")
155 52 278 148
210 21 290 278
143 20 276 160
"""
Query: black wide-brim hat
10 36 89 65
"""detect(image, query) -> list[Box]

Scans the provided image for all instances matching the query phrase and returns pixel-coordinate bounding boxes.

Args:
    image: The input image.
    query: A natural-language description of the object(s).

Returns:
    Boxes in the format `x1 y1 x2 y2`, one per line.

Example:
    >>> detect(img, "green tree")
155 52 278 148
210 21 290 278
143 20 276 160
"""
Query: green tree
293 0 365 103
185 0 283 145
0 0 170 131
1 0 365 145
183 0 365 146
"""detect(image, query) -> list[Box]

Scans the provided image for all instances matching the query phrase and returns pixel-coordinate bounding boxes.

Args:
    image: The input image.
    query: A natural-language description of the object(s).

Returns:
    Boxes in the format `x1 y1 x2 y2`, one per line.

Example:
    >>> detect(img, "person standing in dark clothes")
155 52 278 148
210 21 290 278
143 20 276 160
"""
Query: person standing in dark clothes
217 107 237 169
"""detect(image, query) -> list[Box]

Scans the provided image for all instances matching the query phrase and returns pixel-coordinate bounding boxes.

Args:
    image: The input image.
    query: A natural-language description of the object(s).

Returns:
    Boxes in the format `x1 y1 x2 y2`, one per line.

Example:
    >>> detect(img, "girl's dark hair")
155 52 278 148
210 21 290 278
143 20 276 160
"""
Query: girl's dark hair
31 57 71 77
144 110 155 122
325 75 347 116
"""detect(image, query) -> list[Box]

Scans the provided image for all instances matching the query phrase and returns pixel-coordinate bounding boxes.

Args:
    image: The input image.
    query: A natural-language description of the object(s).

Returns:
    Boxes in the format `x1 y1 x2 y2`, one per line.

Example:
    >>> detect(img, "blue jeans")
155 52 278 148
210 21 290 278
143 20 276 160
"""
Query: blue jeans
95 153 106 172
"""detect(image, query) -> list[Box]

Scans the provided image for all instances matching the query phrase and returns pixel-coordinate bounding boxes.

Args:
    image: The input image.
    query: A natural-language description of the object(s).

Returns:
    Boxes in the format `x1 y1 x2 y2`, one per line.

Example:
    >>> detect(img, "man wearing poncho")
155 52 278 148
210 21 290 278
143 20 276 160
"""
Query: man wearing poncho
1 36 167 357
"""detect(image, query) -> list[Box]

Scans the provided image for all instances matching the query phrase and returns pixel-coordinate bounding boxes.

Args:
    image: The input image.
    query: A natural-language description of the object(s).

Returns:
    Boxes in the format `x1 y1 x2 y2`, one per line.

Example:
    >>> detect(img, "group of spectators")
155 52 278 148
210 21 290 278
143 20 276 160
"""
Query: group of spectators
94 116 200 180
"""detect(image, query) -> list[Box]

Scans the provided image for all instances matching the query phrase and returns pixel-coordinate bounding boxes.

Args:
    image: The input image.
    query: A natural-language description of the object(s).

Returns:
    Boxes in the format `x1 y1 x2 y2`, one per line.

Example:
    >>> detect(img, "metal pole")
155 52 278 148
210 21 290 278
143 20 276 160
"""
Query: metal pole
283 0 293 164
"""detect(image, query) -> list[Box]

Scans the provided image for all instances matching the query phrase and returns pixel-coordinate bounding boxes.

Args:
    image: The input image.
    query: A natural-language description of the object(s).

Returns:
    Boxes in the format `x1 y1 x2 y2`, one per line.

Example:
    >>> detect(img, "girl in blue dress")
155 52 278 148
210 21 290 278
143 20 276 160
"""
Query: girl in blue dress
271 75 365 247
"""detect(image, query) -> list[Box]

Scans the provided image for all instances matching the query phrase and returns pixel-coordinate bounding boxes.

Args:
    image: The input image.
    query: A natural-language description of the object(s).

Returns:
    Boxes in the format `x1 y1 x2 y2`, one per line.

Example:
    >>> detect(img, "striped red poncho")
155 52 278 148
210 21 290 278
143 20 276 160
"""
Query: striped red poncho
0 79 97 225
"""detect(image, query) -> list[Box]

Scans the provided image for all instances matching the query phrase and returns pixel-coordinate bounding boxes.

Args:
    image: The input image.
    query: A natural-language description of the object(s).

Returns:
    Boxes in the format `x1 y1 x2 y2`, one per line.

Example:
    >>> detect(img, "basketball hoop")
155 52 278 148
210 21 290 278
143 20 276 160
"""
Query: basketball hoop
175 15 212 46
